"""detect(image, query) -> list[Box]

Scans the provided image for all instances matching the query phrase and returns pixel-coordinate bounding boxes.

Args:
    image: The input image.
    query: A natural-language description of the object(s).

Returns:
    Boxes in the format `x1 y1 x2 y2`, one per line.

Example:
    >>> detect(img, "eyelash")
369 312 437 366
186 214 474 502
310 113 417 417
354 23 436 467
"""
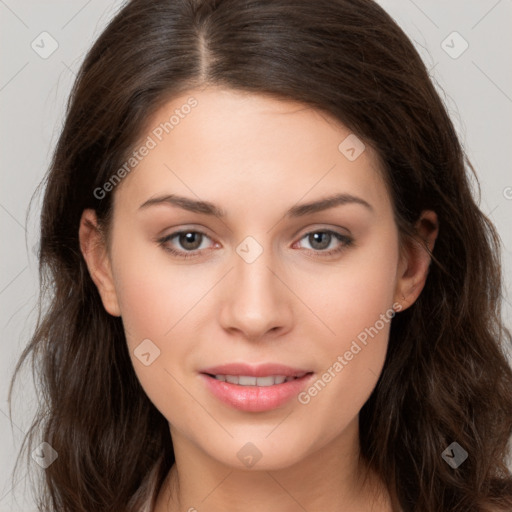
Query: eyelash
156 229 354 260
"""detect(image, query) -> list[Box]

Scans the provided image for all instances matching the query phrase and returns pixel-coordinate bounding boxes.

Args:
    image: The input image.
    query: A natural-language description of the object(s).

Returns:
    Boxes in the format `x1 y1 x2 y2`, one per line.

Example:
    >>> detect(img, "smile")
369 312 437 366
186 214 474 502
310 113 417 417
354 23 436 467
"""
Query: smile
200 371 314 412
210 373 308 386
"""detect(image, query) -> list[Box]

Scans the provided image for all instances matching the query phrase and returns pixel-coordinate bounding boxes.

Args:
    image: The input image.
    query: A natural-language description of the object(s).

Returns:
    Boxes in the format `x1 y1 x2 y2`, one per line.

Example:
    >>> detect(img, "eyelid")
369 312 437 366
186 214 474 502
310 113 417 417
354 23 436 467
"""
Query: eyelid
156 228 215 257
292 223 352 239
156 225 354 260
292 229 354 256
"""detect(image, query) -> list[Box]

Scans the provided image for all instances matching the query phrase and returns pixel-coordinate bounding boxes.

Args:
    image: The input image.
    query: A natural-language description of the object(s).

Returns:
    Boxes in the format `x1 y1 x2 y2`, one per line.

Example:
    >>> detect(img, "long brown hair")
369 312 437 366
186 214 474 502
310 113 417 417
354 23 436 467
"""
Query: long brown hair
8 0 512 510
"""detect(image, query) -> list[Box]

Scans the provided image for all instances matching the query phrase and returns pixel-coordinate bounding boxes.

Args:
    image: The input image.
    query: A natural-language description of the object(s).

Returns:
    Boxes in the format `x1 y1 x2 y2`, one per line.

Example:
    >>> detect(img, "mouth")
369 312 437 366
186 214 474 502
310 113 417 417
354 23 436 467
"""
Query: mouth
199 366 315 412
204 373 310 386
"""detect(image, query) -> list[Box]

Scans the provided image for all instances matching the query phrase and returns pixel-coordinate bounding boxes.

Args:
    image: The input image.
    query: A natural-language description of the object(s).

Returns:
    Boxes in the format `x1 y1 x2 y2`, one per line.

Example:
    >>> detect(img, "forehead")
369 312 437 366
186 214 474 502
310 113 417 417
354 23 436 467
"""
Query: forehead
113 86 392 219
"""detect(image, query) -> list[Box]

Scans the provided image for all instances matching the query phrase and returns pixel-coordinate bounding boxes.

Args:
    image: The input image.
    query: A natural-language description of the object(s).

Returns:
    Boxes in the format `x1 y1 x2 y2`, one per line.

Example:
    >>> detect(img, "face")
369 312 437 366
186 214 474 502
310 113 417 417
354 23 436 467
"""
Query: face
81 86 430 472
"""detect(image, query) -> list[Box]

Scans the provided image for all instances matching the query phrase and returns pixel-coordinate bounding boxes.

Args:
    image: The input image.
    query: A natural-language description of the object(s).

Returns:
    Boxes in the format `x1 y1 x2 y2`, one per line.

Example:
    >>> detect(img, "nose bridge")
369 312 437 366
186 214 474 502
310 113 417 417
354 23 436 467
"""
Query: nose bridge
219 234 291 337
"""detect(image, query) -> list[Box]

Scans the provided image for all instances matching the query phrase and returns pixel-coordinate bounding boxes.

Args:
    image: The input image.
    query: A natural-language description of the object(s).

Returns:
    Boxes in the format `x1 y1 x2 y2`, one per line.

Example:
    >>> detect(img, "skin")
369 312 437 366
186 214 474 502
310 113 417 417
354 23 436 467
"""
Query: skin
79 86 438 512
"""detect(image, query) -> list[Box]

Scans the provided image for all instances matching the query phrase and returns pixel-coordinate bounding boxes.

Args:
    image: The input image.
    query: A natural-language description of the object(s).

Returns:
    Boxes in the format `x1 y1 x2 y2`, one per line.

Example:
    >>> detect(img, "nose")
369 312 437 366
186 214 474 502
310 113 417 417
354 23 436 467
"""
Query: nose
218 241 294 342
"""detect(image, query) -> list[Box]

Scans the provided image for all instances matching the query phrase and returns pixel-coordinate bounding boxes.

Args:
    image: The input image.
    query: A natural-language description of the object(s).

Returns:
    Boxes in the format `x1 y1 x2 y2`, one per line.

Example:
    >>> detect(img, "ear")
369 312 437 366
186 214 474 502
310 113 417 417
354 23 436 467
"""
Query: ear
394 210 439 311
78 209 121 317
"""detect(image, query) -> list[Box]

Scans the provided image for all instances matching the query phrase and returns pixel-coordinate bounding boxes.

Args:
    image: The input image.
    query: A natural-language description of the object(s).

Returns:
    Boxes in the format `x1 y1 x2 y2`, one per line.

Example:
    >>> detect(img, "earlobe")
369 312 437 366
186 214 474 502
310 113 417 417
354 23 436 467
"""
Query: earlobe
394 210 439 311
78 209 121 317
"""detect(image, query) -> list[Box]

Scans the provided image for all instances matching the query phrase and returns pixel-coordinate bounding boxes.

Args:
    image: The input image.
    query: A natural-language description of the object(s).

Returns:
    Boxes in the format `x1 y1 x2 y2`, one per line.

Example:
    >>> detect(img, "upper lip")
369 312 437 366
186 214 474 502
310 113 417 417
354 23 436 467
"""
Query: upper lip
200 363 313 378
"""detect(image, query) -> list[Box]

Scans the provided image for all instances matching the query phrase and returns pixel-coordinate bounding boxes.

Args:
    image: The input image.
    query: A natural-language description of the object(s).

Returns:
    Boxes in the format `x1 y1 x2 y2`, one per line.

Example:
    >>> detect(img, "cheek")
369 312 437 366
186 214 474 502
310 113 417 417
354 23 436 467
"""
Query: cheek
293 230 399 424
111 232 212 341
109 236 217 414
112 255 197 421
302 227 399 349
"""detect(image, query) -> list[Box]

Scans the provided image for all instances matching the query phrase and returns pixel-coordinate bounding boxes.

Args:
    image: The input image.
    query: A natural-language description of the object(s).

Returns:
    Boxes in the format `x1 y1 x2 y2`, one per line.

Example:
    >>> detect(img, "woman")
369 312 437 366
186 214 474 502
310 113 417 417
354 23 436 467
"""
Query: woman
9 0 512 510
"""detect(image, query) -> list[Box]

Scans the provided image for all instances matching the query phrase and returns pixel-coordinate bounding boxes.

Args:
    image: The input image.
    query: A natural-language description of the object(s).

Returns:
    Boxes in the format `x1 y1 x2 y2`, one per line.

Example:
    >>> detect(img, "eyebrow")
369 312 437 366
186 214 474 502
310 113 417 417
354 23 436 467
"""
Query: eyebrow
139 192 374 217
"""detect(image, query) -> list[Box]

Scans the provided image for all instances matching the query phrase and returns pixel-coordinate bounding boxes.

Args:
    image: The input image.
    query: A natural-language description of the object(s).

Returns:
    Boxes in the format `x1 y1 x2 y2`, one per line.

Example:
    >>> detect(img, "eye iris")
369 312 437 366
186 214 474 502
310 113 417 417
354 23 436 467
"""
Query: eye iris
309 232 331 250
180 232 202 250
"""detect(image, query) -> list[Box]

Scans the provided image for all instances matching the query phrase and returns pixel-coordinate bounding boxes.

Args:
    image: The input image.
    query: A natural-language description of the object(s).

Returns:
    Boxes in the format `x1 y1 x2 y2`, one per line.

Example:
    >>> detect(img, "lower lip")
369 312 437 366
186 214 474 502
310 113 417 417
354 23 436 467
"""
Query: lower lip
200 373 314 412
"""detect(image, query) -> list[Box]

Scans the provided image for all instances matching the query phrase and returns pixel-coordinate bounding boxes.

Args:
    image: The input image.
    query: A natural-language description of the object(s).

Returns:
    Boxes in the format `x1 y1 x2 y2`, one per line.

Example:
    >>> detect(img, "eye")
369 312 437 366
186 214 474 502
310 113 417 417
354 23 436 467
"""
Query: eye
157 228 354 260
294 230 354 258
157 230 215 259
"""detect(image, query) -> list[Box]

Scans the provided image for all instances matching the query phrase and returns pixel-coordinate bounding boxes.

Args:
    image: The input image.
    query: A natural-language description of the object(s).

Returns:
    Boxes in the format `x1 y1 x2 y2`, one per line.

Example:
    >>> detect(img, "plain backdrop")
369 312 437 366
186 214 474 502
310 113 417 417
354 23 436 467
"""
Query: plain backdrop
1 1 511 510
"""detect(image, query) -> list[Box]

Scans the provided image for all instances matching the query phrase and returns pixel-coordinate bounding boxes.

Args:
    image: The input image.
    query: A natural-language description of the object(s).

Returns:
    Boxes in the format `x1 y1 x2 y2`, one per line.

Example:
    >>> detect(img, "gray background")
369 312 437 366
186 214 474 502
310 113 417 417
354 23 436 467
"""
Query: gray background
1 1 511 510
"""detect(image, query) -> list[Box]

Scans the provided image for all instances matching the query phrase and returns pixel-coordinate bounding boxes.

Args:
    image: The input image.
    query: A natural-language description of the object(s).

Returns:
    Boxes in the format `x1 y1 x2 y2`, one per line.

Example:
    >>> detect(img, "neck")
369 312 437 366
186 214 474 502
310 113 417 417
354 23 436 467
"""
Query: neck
153 418 393 512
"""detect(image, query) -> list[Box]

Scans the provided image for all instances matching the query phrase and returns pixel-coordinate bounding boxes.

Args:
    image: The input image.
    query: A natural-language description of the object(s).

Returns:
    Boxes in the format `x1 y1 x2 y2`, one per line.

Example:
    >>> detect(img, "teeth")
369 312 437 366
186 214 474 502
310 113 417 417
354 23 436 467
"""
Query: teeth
238 376 257 386
213 374 306 386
